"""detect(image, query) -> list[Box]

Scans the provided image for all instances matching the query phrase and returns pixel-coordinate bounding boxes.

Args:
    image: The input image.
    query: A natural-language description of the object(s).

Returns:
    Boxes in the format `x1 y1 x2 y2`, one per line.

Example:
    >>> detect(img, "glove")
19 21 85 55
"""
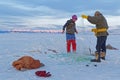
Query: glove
81 14 88 19
91 28 97 33
91 28 97 35
35 71 51 77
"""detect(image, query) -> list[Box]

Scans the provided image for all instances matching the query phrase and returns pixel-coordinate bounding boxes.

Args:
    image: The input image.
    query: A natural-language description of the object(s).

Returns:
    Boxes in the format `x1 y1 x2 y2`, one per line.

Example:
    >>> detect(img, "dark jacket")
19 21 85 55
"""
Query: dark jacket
87 13 109 36
63 19 77 34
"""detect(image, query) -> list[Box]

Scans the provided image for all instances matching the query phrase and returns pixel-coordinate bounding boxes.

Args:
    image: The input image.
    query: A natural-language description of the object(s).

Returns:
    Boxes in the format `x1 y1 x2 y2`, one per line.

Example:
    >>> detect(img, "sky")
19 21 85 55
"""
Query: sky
0 0 120 30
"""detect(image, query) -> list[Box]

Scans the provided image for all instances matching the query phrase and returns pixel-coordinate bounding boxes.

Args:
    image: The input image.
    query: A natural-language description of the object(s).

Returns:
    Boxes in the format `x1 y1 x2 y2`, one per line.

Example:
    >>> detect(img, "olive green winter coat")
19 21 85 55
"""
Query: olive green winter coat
87 13 109 36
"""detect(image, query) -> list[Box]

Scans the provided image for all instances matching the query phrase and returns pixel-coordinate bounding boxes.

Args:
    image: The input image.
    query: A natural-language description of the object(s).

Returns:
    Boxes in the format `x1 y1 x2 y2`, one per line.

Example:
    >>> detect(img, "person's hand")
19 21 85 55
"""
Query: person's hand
62 30 64 34
91 28 97 35
76 31 78 34
91 28 97 33
81 14 88 19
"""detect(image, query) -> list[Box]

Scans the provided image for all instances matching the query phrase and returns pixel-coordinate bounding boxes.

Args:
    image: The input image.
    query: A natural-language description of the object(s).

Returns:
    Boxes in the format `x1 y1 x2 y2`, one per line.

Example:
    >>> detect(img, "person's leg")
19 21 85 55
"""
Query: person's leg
96 36 102 53
100 36 107 60
91 36 102 62
67 40 71 53
71 39 76 52
101 36 107 52
66 33 71 53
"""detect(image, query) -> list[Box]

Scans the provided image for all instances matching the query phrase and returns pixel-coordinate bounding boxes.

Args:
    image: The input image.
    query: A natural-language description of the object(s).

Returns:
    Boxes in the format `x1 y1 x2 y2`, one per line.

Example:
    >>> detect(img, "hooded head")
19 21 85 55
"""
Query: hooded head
72 15 77 21
94 11 102 16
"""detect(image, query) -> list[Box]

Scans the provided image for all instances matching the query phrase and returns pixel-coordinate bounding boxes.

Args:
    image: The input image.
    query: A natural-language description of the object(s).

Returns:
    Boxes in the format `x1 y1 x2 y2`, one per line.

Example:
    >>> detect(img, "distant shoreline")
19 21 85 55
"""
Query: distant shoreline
0 30 62 33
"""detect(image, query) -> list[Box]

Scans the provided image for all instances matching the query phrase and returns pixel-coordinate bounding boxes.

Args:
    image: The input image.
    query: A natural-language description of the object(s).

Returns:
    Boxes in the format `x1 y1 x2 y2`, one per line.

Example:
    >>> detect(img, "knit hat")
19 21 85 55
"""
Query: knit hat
72 15 77 20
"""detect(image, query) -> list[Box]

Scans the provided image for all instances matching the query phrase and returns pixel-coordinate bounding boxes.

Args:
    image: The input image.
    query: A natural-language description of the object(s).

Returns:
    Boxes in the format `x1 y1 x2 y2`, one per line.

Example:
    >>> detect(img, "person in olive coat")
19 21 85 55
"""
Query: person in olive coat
81 11 109 62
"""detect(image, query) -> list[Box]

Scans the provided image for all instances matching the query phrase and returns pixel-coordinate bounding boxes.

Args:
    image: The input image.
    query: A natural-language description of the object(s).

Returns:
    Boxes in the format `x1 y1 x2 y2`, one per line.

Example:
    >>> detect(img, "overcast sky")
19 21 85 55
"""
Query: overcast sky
0 0 120 29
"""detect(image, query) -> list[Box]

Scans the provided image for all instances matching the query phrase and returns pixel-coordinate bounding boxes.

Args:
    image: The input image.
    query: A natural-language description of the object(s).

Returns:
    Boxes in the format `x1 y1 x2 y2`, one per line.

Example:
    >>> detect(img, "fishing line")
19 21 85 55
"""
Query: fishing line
80 18 92 55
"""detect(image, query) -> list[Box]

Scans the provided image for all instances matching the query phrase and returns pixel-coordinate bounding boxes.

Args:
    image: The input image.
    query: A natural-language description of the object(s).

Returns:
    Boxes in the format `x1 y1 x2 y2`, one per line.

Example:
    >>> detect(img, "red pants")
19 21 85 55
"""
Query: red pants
67 40 76 53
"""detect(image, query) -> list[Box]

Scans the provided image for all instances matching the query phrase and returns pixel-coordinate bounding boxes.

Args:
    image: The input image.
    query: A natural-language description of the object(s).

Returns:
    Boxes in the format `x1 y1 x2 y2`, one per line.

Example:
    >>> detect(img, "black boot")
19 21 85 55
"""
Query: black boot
101 57 105 60
91 59 101 62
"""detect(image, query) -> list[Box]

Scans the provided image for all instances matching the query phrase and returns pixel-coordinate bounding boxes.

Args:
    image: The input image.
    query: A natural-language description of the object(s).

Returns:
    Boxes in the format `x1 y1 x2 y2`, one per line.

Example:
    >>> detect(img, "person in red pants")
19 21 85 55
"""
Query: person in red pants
62 15 78 53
